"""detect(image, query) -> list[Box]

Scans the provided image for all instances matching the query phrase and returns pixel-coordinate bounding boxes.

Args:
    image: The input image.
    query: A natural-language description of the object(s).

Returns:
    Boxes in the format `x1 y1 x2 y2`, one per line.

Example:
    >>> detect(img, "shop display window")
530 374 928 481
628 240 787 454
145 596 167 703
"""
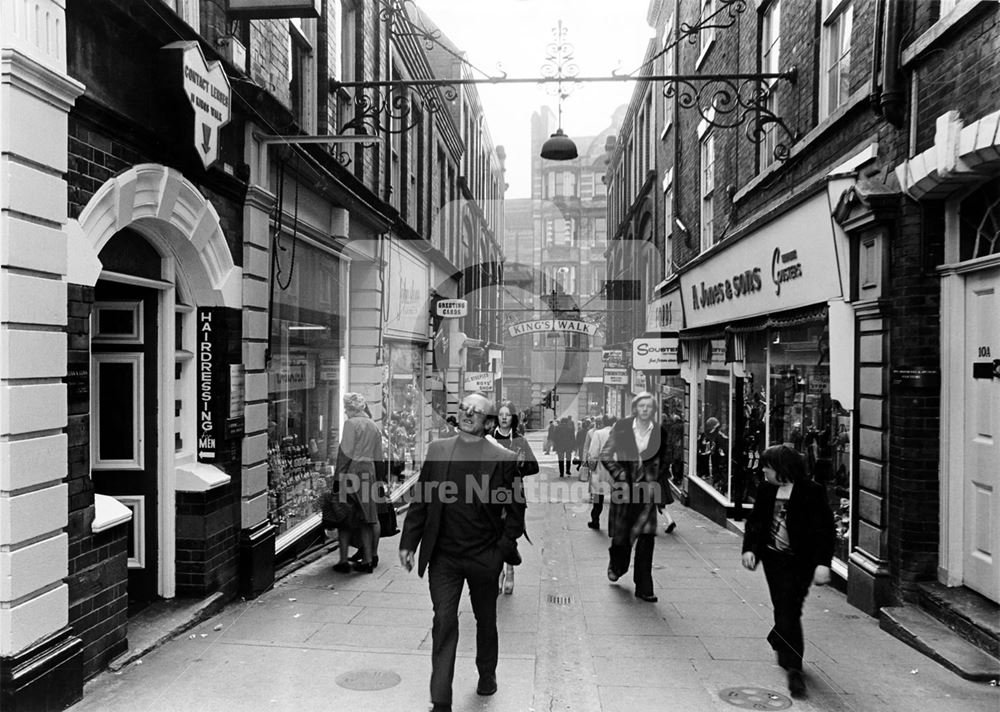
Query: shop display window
660 377 687 486
386 343 424 483
696 373 731 497
768 322 851 564
267 242 344 536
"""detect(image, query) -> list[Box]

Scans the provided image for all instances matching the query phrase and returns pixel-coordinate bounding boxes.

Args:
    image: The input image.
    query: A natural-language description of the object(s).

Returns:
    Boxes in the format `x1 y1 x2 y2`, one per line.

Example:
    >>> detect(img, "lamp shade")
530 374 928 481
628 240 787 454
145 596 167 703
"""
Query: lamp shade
540 128 578 161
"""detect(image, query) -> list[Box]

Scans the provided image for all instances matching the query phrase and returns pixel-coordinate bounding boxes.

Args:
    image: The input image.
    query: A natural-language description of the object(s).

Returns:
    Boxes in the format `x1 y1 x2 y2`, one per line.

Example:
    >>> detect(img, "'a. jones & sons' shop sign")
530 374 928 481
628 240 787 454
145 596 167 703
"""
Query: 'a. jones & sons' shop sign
678 192 843 330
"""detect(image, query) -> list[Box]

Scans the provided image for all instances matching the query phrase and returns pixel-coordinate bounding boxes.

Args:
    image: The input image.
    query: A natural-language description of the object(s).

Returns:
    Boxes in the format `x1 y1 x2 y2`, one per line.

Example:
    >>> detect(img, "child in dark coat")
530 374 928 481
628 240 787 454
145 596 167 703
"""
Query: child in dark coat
741 444 835 700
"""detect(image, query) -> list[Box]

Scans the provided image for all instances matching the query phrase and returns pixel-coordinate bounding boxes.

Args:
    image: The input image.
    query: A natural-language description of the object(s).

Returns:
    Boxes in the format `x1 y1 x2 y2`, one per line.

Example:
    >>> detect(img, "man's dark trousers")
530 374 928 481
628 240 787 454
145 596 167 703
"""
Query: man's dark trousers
608 534 654 595
428 549 503 706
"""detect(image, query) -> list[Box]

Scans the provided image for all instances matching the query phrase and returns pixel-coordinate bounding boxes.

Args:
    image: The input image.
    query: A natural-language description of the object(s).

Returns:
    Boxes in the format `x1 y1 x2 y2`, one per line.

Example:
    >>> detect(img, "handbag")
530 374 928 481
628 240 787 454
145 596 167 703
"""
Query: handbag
377 499 398 537
578 463 590 482
321 487 361 530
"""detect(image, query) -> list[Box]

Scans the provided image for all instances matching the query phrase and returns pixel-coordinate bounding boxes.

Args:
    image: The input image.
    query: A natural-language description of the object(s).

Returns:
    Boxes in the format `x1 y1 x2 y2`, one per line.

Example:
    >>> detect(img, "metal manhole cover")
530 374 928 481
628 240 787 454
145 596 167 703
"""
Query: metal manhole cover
335 669 402 691
718 687 792 709
547 594 571 605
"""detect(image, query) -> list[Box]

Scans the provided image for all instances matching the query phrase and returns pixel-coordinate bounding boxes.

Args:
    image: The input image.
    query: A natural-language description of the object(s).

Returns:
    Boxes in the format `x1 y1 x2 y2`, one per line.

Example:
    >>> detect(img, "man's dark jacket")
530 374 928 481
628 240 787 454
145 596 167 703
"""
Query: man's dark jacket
400 435 524 577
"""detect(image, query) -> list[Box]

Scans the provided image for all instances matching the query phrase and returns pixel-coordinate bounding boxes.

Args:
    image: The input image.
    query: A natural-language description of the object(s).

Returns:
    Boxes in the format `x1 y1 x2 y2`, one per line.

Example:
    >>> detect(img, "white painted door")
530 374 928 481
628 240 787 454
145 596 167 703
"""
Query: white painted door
963 268 1000 602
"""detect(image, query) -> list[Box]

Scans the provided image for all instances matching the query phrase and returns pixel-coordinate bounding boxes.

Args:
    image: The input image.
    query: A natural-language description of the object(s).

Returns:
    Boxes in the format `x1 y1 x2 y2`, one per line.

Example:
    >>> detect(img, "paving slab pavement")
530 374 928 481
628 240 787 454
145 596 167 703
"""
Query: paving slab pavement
72 435 999 712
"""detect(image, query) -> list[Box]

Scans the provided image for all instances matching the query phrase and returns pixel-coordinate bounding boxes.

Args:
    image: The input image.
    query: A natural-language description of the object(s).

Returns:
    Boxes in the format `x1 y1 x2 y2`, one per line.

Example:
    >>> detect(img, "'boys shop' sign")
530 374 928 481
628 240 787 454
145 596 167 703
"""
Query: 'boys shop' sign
679 193 843 329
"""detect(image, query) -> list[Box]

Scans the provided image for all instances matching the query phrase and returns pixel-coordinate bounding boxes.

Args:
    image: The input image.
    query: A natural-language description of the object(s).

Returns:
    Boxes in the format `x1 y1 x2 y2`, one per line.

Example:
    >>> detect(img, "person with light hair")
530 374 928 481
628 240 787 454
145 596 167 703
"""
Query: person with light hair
331 392 385 573
599 391 673 602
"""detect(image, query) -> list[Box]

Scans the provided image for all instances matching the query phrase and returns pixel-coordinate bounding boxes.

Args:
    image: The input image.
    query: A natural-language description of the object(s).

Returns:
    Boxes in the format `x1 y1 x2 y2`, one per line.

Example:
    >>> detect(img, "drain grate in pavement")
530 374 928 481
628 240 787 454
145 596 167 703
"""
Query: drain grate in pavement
718 687 791 709
335 669 402 691
547 594 571 605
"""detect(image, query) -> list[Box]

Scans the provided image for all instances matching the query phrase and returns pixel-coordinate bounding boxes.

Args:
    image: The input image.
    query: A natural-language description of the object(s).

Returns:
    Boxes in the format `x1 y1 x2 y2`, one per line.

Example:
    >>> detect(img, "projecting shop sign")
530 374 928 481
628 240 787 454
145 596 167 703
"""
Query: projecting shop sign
603 367 629 386
632 337 680 371
163 42 232 169
436 299 468 318
464 371 494 393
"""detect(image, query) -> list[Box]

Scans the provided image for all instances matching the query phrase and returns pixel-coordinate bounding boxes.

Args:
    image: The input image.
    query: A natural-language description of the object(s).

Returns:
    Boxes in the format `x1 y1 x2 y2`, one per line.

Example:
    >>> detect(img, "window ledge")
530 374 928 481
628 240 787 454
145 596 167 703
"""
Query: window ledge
176 462 232 492
93 494 133 533
902 0 995 67
735 81 872 204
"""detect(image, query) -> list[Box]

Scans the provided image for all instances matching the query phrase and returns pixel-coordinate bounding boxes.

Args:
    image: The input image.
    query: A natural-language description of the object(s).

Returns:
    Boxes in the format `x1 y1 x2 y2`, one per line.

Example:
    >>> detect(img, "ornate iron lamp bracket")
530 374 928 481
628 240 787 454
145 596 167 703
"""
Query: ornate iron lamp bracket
664 68 799 163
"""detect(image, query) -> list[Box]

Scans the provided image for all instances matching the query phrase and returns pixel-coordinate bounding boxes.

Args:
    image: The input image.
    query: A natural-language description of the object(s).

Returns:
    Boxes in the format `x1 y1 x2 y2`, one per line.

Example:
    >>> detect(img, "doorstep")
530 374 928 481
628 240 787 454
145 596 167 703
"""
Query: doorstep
880 605 1000 682
917 581 1000 658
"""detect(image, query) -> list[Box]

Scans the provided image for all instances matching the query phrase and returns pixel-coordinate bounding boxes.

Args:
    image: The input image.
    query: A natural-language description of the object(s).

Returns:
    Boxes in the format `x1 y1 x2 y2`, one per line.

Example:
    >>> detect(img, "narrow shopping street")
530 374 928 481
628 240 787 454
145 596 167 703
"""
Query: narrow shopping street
70 434 996 712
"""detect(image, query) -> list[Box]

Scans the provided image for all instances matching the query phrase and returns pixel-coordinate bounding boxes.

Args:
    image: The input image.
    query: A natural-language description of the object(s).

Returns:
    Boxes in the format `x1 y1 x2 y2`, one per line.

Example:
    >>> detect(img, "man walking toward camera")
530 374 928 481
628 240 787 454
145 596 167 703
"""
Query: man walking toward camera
399 392 525 712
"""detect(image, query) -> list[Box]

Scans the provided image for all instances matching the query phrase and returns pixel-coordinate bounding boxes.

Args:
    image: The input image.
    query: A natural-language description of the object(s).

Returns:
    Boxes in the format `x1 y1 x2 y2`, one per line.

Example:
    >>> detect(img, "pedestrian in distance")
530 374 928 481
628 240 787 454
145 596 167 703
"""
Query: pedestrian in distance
741 443 835 700
398 393 525 712
600 392 673 602
492 401 539 595
331 393 385 573
554 416 576 477
585 415 615 530
544 419 557 454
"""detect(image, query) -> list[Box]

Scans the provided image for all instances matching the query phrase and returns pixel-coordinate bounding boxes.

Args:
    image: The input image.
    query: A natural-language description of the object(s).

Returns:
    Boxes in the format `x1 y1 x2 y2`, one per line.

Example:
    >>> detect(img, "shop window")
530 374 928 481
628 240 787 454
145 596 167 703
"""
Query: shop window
267 241 345 536
696 373 730 498
768 321 850 564
386 343 425 482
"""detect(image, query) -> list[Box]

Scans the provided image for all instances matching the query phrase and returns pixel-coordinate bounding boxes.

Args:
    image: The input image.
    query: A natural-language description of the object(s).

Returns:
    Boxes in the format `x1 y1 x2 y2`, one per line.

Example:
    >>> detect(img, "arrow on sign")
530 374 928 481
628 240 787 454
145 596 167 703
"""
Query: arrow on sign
201 124 212 154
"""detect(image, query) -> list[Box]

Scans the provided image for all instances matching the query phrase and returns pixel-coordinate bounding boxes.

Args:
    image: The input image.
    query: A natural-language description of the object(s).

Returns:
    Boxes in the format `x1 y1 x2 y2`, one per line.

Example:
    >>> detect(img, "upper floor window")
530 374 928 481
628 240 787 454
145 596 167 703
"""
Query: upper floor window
163 0 199 31
580 172 595 200
700 132 715 251
661 12 675 139
662 168 674 276
289 20 316 133
697 0 716 67
595 173 607 198
594 217 607 246
819 0 853 120
759 0 781 165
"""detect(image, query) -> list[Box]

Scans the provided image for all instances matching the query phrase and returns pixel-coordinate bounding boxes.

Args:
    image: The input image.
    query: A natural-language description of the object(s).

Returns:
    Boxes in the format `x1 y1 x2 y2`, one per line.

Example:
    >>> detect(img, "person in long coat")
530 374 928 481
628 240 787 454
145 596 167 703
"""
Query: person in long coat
586 415 615 530
599 392 673 602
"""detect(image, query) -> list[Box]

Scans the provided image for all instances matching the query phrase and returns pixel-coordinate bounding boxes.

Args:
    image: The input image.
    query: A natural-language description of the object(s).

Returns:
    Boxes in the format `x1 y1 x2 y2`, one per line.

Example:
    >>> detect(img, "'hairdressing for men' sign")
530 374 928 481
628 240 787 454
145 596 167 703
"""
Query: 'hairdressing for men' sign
197 308 244 462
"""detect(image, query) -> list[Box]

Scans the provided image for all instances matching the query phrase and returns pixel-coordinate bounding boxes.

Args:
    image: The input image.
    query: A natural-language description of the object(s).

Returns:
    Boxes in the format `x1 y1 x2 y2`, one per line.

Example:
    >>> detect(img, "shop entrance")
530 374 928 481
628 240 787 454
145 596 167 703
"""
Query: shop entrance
91 281 160 607
963 267 999 602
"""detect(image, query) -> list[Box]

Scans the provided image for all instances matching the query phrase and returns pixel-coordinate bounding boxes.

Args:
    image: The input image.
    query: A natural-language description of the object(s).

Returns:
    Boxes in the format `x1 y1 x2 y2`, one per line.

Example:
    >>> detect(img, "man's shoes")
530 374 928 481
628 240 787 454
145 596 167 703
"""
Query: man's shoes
430 704 451 712
476 674 498 696
332 561 352 573
787 669 807 699
587 520 600 529
607 566 620 582
352 561 374 573
635 591 658 603
348 551 363 563
665 521 676 534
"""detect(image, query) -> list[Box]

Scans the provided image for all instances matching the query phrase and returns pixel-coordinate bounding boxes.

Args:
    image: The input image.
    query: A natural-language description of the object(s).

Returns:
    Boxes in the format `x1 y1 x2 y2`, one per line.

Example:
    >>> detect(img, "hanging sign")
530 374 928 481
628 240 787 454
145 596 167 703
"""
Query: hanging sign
197 307 244 462
436 299 468 318
603 367 629 386
603 349 624 366
506 319 599 337
464 371 494 393
163 42 232 169
632 337 680 371
645 290 684 332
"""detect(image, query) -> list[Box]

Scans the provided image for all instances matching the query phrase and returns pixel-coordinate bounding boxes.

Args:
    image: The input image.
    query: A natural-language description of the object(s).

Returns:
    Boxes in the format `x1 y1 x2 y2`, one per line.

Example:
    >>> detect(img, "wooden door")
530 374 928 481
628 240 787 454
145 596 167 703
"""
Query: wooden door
963 268 1000 602
91 283 160 605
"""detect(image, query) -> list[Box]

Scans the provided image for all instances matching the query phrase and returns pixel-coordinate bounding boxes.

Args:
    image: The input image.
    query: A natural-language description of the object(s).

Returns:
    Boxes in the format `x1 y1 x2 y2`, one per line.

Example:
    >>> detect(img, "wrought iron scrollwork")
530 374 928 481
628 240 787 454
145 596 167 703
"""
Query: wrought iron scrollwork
340 82 458 138
679 0 748 43
663 72 797 162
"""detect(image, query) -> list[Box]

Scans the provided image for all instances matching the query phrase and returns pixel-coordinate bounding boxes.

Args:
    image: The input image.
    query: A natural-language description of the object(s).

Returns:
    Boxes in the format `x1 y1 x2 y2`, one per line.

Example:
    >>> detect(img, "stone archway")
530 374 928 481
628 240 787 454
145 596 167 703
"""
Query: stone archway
67 163 241 305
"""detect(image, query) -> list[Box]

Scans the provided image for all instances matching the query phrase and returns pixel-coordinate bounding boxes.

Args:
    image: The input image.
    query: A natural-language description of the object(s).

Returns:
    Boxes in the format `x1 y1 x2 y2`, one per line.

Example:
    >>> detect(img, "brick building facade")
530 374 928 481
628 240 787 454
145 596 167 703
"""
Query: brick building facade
606 0 998 664
0 1 505 709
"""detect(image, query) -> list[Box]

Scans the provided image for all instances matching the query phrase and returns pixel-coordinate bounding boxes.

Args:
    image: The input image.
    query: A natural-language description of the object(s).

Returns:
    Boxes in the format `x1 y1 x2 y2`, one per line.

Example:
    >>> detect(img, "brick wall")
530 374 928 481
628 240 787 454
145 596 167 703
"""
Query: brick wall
65 285 130 680
175 486 240 597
